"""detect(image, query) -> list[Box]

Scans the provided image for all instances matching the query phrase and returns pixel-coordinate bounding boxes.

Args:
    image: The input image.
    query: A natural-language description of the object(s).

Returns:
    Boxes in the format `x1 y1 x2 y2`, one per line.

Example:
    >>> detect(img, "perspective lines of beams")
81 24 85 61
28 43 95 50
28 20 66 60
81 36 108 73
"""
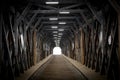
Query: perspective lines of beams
1 0 120 80
18 0 99 47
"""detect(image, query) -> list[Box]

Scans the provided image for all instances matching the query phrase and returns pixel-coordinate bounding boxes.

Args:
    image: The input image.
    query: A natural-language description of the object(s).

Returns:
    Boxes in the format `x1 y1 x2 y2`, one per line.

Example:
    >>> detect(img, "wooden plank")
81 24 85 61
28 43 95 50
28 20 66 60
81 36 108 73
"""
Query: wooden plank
33 30 37 65
74 33 80 61
30 9 84 14
9 14 21 76
13 3 31 29
60 3 85 10
0 13 2 53
0 10 2 78
80 28 85 64
108 0 120 13
26 29 31 68
16 55 53 80
3 26 15 80
118 14 120 80
63 55 107 80
86 2 104 24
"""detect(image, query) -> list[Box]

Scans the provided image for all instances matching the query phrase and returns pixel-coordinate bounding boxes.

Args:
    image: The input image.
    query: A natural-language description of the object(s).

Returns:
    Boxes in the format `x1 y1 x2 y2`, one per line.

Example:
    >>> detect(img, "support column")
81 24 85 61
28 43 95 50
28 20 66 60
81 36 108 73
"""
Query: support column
0 10 2 78
33 30 37 65
75 33 80 62
118 14 120 79
80 28 85 64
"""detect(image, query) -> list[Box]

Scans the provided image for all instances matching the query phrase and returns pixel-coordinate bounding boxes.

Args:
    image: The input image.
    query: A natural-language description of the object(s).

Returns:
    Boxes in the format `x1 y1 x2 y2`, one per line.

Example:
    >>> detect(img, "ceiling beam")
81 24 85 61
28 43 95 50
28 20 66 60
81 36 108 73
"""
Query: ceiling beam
33 18 42 30
34 4 58 10
44 29 69 30
60 3 85 10
41 16 77 20
29 9 84 14
14 3 31 29
86 2 104 24
108 0 120 13
42 21 77 24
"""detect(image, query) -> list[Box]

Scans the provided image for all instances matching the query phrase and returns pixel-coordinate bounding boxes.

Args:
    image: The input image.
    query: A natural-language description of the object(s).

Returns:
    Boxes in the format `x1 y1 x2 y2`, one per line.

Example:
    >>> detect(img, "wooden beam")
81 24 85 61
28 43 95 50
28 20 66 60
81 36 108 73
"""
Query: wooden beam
76 17 83 27
0 10 2 77
26 12 38 29
29 9 84 14
108 0 120 13
80 12 91 26
60 3 85 10
118 14 120 80
42 21 76 24
33 30 37 65
41 16 77 20
14 3 31 29
3 26 15 80
86 2 104 24
80 28 85 64
35 4 58 10
33 18 42 29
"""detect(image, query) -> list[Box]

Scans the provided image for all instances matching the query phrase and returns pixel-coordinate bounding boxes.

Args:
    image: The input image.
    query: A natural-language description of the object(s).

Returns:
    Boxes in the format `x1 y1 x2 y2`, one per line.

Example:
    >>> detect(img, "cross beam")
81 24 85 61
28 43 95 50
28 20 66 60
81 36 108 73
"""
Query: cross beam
29 9 84 14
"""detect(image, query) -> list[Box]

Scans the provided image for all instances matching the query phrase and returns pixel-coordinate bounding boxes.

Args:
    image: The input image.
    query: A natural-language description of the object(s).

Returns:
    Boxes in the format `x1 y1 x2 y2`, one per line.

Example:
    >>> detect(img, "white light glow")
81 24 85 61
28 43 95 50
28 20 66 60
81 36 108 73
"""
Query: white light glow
53 31 58 33
51 26 58 28
58 29 64 31
59 11 70 14
53 47 62 55
59 22 66 24
49 18 58 20
99 31 103 43
58 33 63 35
46 2 59 4
108 35 111 45
53 35 57 36
20 34 24 47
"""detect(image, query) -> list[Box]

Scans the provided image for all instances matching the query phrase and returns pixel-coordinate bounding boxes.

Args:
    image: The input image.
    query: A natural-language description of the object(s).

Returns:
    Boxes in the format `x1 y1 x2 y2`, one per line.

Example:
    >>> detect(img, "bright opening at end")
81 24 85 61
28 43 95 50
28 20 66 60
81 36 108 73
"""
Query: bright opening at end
53 47 62 55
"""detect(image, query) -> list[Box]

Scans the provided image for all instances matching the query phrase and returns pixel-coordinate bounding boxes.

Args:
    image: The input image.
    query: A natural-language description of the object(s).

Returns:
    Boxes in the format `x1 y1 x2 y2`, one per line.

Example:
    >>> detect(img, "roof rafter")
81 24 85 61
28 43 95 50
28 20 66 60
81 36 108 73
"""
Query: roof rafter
29 9 84 14
60 3 85 10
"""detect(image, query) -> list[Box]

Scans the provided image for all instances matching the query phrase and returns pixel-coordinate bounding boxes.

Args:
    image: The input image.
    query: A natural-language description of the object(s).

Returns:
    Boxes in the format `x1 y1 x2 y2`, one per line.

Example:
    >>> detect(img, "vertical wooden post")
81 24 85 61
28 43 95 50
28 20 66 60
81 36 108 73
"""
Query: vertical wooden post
75 33 80 62
33 30 37 65
80 28 85 64
0 10 2 78
118 14 120 79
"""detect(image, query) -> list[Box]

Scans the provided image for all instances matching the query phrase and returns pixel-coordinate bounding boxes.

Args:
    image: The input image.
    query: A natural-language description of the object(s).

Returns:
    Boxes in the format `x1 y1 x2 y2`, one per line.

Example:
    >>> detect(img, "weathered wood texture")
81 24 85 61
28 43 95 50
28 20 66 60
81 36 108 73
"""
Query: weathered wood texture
80 28 85 64
118 13 120 80
33 30 37 65
0 10 2 79
0 4 51 80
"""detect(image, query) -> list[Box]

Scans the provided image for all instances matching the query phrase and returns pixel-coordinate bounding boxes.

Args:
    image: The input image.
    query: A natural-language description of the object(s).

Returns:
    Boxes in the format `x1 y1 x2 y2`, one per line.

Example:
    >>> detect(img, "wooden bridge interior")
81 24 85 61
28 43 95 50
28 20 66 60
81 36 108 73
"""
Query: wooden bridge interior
0 0 120 80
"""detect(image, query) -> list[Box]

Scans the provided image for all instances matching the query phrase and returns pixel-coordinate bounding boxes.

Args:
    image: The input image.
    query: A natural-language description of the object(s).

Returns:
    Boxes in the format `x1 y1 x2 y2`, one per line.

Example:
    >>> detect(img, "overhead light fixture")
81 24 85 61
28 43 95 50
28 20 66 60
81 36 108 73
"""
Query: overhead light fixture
58 33 63 35
53 31 58 33
51 26 58 29
58 29 64 31
59 22 66 24
53 35 57 36
49 18 58 20
45 2 59 4
59 11 70 14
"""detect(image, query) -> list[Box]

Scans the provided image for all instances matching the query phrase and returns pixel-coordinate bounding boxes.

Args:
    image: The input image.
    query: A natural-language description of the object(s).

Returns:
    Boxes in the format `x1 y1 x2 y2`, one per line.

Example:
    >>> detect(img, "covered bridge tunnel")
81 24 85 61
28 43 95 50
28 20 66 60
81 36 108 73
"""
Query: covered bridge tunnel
0 0 120 80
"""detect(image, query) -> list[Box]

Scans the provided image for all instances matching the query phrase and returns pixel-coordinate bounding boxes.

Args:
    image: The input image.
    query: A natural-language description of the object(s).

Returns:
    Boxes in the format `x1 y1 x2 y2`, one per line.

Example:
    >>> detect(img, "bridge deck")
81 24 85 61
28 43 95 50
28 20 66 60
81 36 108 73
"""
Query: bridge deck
28 55 86 80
